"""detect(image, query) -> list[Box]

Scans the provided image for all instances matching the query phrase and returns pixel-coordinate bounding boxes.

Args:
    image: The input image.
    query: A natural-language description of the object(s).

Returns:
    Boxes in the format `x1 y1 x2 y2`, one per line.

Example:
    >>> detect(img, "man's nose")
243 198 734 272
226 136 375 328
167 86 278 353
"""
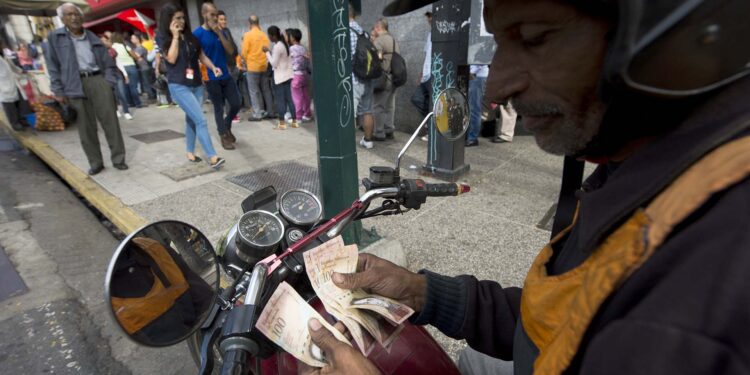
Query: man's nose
486 49 529 104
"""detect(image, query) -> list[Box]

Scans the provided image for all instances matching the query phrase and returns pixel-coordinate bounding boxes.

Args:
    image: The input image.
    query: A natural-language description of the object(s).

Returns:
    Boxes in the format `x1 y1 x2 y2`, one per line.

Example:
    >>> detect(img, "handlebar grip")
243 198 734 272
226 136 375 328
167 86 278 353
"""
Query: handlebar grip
220 349 249 375
425 183 470 197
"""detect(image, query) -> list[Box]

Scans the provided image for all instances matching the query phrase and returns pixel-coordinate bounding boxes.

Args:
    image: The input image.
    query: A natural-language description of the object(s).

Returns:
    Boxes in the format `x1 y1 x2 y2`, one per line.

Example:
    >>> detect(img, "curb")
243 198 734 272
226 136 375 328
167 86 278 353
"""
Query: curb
0 121 411 267
0 121 147 234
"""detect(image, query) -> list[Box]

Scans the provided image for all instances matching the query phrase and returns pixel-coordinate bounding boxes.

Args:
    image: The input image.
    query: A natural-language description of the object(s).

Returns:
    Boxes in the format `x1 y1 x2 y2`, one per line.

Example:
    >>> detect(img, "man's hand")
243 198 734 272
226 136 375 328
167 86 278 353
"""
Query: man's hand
262 46 270 53
212 67 223 77
298 319 381 375
332 254 427 312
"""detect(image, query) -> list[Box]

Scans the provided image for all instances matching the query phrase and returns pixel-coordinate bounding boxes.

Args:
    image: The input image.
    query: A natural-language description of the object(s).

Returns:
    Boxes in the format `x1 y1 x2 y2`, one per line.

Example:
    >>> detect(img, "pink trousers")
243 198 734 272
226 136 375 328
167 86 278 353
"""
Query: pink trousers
291 73 312 119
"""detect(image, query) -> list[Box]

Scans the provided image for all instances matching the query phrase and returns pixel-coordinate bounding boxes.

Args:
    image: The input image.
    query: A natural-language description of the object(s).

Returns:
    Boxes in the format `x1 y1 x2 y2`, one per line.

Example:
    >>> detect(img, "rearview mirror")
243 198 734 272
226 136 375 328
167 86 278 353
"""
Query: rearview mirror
396 88 470 171
104 221 219 347
433 88 469 141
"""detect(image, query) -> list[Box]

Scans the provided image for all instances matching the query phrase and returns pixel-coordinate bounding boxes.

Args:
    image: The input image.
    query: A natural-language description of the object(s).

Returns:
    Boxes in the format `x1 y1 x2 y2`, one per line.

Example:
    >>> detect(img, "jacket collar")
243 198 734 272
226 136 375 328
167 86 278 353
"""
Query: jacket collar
51 27 104 49
575 76 750 253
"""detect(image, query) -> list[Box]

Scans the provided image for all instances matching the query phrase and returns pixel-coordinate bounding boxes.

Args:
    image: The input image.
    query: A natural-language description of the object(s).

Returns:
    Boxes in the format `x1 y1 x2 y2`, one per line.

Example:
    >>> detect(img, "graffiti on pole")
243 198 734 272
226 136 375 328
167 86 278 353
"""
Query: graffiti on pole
331 0 353 128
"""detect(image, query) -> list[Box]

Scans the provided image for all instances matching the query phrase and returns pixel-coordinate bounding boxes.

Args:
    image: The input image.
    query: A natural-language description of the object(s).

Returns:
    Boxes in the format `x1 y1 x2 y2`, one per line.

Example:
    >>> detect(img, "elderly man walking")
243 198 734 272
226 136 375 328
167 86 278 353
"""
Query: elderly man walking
45 3 127 175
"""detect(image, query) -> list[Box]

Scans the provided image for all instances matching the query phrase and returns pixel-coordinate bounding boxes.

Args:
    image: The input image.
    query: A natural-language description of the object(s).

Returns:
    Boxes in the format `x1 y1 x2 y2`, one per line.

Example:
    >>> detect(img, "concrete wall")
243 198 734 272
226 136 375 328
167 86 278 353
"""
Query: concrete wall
188 0 432 134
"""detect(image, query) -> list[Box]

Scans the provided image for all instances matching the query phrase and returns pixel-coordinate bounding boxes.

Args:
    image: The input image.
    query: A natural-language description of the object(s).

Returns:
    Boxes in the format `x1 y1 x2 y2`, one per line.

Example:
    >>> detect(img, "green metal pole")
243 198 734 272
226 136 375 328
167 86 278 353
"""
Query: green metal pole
306 0 361 245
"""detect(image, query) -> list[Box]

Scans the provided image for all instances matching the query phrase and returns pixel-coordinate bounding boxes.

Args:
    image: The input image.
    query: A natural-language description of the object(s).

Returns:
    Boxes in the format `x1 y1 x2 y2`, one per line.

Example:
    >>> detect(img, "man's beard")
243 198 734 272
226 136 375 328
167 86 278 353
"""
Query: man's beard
512 100 606 156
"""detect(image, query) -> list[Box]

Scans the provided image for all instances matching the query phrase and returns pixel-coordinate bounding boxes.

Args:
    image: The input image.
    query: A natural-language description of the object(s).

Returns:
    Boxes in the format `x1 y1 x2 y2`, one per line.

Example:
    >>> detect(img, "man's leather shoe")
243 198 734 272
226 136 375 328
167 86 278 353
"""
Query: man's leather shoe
227 129 237 143
465 140 479 147
114 163 129 170
491 136 510 144
385 133 395 140
221 134 236 150
372 136 387 142
88 166 104 175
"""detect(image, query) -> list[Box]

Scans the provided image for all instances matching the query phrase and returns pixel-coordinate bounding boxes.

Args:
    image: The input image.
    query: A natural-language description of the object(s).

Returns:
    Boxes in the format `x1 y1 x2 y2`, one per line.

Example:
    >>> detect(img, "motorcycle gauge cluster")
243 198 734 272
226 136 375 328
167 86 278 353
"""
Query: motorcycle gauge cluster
279 189 323 226
236 210 285 255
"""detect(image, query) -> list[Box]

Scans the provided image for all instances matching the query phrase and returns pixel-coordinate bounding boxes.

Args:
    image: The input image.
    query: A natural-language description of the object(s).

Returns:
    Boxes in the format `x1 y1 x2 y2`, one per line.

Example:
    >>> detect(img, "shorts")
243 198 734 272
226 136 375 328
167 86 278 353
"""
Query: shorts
353 79 374 116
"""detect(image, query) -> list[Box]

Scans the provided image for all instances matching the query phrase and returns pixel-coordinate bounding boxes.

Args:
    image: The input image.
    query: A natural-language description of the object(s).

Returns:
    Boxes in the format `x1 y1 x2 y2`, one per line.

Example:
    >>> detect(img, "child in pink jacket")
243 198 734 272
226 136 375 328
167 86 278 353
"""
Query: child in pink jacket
287 29 313 122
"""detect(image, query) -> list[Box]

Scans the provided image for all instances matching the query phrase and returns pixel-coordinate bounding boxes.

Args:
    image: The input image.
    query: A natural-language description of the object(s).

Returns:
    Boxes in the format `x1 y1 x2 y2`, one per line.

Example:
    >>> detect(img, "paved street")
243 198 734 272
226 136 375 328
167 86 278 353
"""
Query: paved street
0 99 585 373
0 132 192 374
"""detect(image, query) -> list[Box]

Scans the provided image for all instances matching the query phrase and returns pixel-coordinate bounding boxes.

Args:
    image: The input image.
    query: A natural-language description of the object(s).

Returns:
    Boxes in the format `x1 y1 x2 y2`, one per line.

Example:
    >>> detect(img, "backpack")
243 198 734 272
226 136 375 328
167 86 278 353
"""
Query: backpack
351 29 382 81
387 38 407 88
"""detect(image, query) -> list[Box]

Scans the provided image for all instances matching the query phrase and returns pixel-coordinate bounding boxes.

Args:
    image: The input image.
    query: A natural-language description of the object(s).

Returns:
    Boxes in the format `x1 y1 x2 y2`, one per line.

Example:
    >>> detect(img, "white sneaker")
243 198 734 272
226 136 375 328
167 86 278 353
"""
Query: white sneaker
124 113 133 120
301 116 313 122
420 135 428 142
359 137 373 149
116 111 122 118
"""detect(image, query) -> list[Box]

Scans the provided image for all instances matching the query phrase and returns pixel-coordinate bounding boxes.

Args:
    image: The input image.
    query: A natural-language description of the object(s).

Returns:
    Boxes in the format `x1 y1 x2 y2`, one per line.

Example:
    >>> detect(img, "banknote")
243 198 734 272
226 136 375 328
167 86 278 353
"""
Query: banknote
303 236 414 349
349 296 414 325
255 282 349 367
304 240 378 353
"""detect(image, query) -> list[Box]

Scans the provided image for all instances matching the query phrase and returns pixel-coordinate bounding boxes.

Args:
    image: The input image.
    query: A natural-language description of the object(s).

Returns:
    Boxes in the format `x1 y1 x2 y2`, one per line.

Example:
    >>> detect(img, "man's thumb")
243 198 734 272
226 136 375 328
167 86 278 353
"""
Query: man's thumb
308 319 341 353
332 271 362 289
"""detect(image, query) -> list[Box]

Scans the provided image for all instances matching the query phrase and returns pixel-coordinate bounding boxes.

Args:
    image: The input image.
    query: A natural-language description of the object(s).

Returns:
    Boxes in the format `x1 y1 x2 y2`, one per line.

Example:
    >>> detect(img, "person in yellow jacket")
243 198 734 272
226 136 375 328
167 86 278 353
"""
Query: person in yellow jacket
241 15 275 121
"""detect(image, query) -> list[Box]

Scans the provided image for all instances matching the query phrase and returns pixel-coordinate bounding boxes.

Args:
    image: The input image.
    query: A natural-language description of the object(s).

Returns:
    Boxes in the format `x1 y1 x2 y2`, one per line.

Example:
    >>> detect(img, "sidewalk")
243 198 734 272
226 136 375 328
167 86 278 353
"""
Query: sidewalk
3 102 567 360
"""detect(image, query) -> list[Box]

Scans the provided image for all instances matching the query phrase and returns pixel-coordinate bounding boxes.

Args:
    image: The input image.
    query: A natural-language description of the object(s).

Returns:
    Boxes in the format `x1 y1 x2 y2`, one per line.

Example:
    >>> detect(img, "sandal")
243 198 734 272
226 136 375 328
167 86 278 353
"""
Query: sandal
187 155 203 163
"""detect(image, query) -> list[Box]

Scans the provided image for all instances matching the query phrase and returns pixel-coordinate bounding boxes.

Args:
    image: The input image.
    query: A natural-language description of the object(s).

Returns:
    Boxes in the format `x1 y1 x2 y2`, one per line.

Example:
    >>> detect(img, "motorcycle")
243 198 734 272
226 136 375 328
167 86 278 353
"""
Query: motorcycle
104 88 471 374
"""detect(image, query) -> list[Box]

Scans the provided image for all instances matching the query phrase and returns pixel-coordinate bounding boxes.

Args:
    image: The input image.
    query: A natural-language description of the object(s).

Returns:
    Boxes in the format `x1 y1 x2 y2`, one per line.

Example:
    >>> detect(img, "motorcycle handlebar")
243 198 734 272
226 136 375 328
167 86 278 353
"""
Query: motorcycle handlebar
424 182 470 197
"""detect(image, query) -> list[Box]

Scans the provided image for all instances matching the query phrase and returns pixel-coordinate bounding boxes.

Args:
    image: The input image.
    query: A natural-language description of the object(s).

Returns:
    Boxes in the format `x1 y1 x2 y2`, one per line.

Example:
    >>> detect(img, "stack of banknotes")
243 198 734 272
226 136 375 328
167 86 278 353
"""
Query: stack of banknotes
255 236 414 367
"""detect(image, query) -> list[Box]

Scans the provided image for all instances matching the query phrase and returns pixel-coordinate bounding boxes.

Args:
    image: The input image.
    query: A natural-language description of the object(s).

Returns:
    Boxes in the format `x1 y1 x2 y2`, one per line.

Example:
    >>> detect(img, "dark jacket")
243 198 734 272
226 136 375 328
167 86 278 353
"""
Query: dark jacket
413 76 750 374
44 27 118 98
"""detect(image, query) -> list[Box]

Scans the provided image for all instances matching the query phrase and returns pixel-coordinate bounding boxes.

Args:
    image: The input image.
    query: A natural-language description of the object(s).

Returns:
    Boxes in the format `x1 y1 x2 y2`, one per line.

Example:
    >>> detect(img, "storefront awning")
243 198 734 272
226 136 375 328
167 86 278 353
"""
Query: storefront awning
0 0 90 16
83 8 156 36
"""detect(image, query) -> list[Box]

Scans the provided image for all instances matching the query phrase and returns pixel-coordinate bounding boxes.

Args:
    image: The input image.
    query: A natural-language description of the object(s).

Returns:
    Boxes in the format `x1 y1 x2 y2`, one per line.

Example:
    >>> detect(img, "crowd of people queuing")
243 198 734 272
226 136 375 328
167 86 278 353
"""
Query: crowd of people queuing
3 1 510 177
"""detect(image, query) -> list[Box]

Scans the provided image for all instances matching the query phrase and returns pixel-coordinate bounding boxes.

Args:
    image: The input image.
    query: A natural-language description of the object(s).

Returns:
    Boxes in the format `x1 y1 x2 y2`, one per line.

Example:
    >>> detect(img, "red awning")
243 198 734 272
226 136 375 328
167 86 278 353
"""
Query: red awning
83 8 156 36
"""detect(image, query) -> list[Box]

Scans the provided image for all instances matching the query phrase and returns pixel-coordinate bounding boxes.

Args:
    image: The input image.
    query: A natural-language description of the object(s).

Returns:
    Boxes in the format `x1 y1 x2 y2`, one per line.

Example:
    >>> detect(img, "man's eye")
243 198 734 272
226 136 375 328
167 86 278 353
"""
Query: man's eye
522 33 548 48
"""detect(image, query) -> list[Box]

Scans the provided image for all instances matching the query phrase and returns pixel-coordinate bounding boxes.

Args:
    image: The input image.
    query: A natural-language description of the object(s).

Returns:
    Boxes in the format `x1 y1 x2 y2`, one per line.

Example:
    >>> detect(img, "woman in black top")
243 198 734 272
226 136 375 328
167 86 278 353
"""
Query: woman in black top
156 3 224 168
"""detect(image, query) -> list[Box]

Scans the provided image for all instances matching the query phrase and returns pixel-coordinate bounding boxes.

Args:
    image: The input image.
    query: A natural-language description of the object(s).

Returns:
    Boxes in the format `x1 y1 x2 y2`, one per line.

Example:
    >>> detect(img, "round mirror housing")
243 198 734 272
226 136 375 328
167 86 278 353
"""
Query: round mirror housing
433 88 469 141
104 221 220 347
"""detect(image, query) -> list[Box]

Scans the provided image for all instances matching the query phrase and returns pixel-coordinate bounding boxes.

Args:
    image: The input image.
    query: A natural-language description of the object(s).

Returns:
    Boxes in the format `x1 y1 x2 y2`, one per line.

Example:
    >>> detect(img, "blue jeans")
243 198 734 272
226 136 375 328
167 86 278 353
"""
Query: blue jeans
467 77 486 142
124 65 142 107
114 77 131 114
273 79 296 121
168 83 217 158
410 79 432 118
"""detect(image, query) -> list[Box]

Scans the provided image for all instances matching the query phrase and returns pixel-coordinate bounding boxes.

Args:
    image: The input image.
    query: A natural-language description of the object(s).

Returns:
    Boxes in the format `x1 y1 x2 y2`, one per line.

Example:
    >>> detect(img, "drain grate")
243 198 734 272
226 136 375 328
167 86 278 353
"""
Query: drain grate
227 162 320 196
131 129 184 144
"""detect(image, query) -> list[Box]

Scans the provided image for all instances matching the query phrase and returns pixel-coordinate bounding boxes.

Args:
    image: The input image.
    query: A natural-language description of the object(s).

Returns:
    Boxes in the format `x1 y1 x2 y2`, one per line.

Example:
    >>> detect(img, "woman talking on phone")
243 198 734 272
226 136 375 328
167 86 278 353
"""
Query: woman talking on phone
155 3 225 168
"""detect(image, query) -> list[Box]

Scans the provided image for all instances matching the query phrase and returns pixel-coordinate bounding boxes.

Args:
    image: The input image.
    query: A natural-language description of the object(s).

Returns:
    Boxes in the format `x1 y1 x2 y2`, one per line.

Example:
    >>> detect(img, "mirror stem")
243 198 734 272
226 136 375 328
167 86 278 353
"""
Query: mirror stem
396 112 434 173
244 263 268 306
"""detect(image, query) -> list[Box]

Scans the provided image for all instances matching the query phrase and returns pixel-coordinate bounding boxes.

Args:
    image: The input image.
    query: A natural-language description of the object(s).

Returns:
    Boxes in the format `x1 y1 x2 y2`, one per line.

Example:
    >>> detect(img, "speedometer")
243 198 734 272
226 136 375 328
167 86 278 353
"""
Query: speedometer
237 210 285 250
279 189 323 226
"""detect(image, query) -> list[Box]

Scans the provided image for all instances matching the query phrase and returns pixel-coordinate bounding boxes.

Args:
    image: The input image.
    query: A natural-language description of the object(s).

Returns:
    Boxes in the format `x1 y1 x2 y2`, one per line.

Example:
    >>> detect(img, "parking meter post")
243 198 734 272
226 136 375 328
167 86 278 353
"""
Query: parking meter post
422 0 471 182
